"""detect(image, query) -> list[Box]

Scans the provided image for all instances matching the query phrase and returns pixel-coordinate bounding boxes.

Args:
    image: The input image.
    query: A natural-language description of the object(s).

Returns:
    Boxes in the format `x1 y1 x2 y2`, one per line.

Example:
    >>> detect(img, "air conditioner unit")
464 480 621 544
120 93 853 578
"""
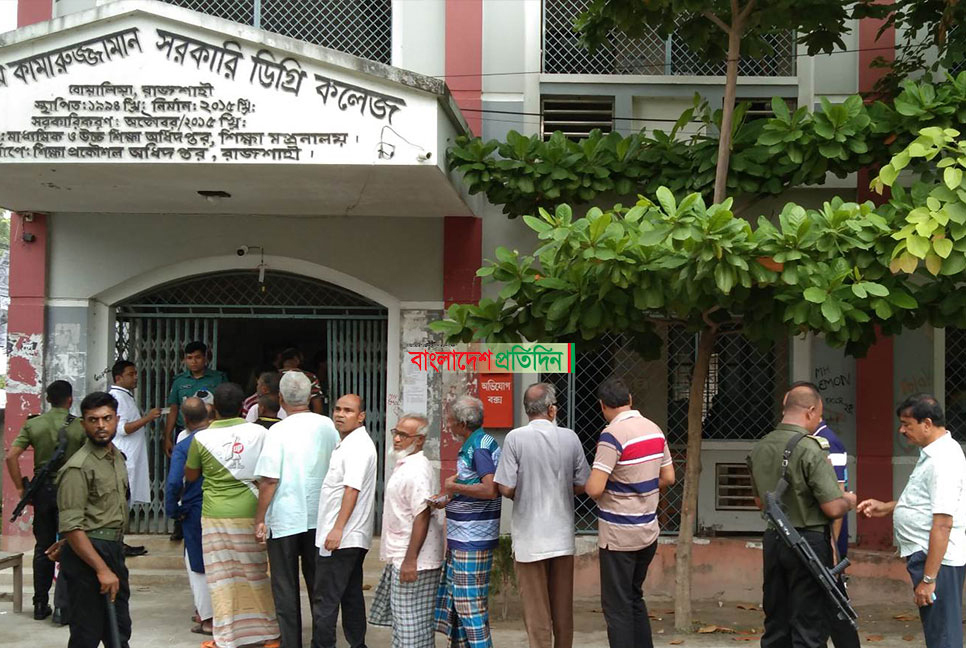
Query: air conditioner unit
697 441 766 533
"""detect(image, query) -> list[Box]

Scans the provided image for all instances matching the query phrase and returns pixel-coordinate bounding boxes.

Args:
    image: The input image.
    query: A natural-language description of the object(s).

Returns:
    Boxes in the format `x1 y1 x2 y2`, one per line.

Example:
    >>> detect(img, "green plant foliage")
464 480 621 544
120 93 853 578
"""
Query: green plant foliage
873 126 966 329
430 189 929 355
854 0 966 96
448 75 966 217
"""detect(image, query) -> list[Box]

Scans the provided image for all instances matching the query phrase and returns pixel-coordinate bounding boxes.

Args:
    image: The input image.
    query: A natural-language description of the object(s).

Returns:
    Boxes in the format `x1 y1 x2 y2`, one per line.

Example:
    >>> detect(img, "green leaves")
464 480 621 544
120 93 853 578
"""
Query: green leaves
433 185 940 359
449 76 966 219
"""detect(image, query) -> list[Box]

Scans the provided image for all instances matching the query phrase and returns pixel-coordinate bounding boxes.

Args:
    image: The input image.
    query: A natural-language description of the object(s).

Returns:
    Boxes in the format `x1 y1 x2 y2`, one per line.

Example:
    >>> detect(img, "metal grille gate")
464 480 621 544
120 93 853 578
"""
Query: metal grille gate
160 0 392 65
327 320 389 524
114 318 219 533
544 327 786 535
114 271 389 533
542 0 796 76
945 328 966 443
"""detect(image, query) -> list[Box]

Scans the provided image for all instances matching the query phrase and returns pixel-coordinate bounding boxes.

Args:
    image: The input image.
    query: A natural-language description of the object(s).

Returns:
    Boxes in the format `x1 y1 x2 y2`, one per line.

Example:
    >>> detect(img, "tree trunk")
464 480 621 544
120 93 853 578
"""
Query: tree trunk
712 15 744 204
673 326 718 631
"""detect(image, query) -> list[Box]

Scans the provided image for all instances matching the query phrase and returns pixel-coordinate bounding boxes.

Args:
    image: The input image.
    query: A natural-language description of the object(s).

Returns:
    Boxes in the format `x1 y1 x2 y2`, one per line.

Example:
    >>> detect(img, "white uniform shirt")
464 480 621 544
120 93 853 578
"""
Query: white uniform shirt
894 432 966 566
380 451 444 570
315 426 377 556
109 385 151 504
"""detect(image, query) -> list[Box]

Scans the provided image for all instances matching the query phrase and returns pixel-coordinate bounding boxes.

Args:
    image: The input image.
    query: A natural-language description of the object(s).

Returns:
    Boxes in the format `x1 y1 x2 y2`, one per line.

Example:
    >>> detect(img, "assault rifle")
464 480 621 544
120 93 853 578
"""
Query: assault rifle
758 435 858 630
10 415 75 522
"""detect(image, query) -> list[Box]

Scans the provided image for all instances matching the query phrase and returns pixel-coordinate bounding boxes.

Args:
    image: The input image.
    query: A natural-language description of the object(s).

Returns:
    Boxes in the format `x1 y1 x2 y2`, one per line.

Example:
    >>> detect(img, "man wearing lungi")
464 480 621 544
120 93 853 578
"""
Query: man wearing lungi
433 396 502 648
369 414 445 647
185 383 280 648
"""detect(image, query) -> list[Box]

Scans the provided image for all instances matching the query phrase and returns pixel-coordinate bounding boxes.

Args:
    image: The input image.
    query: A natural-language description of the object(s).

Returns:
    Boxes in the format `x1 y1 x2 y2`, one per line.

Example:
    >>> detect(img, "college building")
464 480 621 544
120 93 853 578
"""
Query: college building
0 0 943 570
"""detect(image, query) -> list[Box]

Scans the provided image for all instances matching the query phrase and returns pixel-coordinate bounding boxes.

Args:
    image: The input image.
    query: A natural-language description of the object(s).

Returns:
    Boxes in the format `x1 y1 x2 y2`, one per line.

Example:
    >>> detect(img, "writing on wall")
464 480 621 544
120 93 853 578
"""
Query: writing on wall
0 26 412 164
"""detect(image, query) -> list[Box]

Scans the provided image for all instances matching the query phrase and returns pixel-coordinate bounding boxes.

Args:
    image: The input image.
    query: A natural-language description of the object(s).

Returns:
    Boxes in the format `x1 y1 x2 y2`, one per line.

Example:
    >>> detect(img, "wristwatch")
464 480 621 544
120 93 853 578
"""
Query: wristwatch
922 574 937 585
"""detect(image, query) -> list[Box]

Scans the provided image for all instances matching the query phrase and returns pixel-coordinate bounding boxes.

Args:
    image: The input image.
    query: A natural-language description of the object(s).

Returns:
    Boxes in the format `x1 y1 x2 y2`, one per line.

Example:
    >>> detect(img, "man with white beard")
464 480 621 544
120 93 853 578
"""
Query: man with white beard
369 414 445 648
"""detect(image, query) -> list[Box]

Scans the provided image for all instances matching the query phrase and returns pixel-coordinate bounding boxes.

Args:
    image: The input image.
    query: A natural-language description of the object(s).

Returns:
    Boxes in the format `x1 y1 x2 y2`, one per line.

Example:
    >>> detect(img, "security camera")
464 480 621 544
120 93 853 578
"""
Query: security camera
236 245 249 257
417 152 432 162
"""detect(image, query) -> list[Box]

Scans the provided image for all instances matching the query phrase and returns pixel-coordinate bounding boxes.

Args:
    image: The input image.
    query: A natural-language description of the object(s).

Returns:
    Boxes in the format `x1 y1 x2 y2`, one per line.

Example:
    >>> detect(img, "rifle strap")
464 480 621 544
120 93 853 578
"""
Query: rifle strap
45 414 75 475
779 434 807 483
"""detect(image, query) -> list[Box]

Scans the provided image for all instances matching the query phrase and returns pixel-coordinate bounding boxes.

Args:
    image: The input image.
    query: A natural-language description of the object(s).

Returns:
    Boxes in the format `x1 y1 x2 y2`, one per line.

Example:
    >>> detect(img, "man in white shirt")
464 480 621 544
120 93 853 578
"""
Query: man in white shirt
858 394 966 648
108 360 160 557
314 394 377 648
369 414 444 648
254 372 339 648
494 383 590 648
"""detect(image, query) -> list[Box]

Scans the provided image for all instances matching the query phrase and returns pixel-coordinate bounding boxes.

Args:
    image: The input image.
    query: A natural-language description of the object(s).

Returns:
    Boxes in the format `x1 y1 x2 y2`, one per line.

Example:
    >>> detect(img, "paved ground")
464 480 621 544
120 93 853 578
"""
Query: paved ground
0 535 927 647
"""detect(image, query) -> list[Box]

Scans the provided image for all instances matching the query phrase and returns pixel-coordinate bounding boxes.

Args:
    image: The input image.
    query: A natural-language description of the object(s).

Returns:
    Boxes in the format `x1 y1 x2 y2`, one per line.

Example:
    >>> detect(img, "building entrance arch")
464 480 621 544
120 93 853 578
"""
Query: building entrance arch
103 261 395 533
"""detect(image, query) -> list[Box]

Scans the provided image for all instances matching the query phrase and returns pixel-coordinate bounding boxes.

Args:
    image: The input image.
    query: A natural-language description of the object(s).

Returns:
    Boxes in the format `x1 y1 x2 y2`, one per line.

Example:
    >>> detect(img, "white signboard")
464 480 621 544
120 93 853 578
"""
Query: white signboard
0 18 437 165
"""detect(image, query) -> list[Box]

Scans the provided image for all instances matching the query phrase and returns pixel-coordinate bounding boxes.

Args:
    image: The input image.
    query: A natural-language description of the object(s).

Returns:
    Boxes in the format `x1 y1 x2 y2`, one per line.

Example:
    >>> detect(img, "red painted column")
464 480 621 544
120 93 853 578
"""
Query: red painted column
440 216 483 485
3 1 54 544
3 214 49 542
445 0 483 135
855 333 895 548
440 0 484 485
854 5 896 549
17 0 53 27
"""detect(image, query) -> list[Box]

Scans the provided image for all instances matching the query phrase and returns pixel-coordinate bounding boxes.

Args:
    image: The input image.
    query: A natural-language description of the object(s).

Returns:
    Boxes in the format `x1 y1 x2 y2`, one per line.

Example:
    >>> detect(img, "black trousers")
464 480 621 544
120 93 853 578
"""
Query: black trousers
61 538 131 648
762 529 833 648
312 548 368 648
599 543 657 648
828 577 861 648
267 531 317 648
32 483 59 606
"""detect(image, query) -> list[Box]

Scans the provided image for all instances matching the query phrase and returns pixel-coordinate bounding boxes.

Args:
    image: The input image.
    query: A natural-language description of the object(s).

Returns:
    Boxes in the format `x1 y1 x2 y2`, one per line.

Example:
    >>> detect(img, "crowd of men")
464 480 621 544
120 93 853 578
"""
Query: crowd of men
5 338 966 648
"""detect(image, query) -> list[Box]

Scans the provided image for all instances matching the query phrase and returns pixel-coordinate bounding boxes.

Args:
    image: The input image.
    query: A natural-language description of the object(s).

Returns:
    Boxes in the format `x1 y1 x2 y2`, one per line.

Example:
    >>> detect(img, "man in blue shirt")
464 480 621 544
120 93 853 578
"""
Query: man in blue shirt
165 397 211 635
814 418 861 648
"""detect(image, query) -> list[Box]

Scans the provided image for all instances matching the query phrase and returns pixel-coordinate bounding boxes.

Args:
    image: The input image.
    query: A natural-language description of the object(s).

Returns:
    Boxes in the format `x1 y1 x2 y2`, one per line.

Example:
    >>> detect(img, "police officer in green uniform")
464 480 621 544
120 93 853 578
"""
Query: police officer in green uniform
749 382 857 648
162 340 226 457
57 391 132 648
5 380 85 622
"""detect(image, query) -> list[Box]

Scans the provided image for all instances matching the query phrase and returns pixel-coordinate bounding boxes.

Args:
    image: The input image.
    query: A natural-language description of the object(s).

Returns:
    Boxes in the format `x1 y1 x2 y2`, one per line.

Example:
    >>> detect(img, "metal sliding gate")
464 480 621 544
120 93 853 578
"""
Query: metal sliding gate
114 270 389 533
114 318 219 533
327 319 389 524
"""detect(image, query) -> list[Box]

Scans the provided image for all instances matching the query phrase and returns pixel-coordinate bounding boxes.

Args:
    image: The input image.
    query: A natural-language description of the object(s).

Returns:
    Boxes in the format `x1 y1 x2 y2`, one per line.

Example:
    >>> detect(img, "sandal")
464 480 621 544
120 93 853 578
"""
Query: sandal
191 622 213 635
263 642 280 648
201 641 218 648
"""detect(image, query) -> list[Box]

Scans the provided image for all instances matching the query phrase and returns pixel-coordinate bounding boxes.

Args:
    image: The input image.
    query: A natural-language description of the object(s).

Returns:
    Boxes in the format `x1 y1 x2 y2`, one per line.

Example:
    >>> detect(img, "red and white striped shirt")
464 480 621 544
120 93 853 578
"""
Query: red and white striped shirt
593 410 672 551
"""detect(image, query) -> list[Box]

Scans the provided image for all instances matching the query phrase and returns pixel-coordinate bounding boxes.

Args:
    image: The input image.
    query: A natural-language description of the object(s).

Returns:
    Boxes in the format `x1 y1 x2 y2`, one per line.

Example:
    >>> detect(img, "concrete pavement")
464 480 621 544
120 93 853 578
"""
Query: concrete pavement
0 535 925 647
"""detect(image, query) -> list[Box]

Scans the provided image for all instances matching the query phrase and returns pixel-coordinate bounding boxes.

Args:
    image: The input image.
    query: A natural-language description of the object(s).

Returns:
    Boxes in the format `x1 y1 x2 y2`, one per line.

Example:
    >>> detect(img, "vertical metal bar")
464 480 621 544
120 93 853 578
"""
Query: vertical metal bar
212 320 219 370
253 0 262 29
664 35 673 75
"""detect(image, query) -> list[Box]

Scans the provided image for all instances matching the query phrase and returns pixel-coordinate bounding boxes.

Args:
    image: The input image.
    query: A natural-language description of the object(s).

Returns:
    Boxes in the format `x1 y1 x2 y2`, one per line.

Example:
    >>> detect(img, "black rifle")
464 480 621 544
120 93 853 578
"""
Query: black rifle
10 415 75 522
757 435 858 630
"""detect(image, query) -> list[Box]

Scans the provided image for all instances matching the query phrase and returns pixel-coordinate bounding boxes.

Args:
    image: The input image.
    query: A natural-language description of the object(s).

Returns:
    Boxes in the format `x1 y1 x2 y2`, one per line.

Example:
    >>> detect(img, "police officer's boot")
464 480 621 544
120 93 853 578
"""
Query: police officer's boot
33 602 52 620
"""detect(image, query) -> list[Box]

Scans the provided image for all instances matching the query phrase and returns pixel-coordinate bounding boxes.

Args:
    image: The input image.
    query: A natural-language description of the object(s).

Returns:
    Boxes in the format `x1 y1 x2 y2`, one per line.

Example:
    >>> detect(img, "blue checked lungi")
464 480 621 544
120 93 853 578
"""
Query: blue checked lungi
370 564 442 648
434 548 495 648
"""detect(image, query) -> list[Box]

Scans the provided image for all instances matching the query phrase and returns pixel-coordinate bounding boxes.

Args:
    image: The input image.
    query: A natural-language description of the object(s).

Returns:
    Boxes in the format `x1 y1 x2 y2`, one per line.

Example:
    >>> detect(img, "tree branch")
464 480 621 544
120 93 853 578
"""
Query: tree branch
702 306 723 330
702 10 731 34
738 0 757 23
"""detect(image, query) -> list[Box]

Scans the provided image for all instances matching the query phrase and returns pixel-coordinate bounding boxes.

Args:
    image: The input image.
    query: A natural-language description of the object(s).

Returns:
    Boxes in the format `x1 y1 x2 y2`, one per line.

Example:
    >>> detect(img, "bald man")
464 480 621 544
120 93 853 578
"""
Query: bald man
313 394 377 648
749 382 857 648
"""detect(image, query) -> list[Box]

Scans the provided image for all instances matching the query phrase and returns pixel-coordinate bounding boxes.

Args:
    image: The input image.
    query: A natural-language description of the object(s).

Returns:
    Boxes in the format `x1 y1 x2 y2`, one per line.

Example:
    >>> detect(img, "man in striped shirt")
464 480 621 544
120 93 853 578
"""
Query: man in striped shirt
585 378 675 648
813 418 860 648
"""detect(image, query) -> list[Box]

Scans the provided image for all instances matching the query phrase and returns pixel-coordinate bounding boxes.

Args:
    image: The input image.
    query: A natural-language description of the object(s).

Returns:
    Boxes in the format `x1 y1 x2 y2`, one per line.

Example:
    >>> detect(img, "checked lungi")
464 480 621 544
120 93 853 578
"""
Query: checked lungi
202 517 280 648
370 564 442 648
434 549 495 648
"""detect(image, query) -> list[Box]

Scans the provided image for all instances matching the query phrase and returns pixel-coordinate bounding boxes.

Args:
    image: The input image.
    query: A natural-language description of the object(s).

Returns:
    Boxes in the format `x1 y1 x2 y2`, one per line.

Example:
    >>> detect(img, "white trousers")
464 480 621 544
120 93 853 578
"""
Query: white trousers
186 552 213 621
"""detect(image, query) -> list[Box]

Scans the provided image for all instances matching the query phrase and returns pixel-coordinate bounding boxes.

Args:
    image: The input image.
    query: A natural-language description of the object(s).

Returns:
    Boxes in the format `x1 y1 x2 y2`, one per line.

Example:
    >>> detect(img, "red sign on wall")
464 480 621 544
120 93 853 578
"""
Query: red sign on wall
480 373 514 428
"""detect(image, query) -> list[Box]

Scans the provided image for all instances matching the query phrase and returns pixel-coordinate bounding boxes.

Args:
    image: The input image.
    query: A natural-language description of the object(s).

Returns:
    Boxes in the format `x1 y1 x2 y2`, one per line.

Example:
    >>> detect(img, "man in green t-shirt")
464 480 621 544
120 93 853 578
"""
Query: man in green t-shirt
162 341 226 457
